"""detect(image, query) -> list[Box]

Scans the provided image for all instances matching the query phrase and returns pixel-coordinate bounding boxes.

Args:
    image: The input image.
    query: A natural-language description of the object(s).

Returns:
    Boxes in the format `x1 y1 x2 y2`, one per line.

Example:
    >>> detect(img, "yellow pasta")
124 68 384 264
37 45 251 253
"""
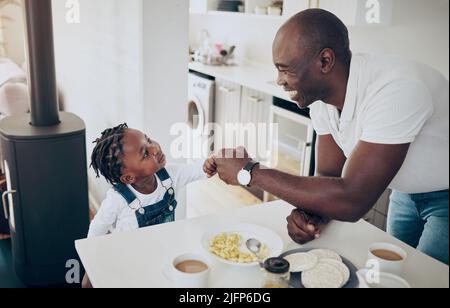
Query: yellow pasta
209 233 268 264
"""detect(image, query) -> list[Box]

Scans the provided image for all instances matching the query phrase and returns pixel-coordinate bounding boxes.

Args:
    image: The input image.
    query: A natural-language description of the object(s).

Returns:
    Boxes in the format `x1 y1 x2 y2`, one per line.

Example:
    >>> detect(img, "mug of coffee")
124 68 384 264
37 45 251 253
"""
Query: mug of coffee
164 253 210 288
368 243 407 276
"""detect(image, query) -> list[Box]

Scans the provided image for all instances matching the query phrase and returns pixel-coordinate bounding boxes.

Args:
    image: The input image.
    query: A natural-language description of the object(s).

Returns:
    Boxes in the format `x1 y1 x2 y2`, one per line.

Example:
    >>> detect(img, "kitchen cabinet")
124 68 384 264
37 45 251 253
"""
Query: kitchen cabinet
214 78 242 149
240 87 272 161
317 0 393 26
214 79 274 159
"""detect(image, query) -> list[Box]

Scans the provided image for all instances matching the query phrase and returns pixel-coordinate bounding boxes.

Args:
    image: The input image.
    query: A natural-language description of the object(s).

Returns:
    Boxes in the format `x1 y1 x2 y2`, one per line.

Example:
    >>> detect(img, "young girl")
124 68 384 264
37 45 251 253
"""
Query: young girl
83 123 216 287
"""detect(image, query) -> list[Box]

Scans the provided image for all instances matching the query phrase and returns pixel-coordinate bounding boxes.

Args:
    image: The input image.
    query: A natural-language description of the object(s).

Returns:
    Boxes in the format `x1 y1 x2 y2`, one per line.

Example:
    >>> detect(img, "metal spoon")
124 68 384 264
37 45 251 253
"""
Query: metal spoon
246 238 264 268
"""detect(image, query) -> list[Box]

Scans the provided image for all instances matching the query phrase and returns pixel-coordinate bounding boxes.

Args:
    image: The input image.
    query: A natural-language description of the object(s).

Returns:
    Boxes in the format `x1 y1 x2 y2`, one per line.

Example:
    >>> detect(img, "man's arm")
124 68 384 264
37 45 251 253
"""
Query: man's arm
286 135 345 244
251 141 409 222
315 134 347 177
298 135 347 221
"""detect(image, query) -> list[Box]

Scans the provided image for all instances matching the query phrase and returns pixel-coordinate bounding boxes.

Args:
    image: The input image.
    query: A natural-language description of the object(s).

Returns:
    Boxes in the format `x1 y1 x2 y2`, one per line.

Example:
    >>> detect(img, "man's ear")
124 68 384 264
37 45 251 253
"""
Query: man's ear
319 48 336 74
120 174 136 185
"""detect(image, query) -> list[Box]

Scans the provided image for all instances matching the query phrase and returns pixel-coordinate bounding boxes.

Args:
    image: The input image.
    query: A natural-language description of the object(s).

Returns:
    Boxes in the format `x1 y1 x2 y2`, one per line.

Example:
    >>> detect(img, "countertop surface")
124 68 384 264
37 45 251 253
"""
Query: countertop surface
76 200 449 288
189 61 294 102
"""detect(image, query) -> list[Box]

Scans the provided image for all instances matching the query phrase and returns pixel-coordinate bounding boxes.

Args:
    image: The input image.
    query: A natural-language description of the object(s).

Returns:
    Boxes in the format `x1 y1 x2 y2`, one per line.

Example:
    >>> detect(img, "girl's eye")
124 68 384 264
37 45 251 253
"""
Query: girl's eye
144 150 150 158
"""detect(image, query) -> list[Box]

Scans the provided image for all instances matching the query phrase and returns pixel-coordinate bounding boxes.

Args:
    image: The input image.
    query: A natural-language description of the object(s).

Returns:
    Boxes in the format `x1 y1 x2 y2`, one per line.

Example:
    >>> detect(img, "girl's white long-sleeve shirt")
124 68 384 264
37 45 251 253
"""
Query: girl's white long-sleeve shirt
88 162 206 238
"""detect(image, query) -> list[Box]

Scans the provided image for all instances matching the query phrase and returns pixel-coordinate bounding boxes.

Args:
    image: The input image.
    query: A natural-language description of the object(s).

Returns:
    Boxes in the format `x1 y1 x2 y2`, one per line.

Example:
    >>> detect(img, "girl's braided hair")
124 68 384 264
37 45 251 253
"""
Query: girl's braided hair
90 123 128 185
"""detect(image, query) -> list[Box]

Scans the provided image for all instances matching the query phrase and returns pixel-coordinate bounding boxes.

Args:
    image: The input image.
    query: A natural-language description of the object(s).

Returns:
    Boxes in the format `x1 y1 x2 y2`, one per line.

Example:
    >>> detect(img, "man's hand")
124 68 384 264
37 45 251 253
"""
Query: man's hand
287 210 330 245
215 147 252 186
203 156 218 178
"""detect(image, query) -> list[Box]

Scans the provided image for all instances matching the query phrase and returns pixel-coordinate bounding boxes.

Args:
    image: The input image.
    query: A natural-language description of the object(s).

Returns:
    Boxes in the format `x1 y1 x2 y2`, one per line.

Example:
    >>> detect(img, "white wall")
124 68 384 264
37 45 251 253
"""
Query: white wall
189 0 450 79
143 0 189 160
0 0 190 211
190 12 284 65
0 2 25 65
349 0 449 79
51 0 189 208
51 0 145 206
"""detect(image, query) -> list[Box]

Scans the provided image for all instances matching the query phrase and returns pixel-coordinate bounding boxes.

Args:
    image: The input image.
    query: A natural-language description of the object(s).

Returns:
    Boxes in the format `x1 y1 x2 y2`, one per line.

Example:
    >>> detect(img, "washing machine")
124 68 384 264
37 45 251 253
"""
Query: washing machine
187 72 215 156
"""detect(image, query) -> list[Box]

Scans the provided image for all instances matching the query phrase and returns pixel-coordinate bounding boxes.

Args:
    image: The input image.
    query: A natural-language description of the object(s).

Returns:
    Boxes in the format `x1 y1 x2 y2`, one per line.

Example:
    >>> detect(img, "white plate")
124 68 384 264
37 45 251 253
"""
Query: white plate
201 223 284 267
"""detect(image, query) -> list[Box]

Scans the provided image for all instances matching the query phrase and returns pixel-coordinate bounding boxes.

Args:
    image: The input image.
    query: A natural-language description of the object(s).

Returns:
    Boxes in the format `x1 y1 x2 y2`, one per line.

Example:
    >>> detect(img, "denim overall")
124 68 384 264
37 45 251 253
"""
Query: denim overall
113 168 177 228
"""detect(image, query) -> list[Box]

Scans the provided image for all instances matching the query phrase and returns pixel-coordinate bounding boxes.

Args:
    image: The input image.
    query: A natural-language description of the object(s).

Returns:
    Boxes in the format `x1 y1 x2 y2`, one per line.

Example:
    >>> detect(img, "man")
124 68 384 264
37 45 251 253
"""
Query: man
207 9 449 265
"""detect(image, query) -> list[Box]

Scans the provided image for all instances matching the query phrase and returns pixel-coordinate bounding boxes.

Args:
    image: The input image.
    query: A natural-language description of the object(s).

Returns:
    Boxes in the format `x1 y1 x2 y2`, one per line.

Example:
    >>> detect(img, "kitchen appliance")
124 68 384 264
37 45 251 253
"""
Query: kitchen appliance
264 98 316 202
188 71 215 158
0 0 89 286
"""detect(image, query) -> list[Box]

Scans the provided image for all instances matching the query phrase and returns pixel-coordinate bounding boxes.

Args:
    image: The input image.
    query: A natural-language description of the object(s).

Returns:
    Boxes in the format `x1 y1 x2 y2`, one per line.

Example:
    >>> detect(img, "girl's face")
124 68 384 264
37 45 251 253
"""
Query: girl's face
120 129 166 184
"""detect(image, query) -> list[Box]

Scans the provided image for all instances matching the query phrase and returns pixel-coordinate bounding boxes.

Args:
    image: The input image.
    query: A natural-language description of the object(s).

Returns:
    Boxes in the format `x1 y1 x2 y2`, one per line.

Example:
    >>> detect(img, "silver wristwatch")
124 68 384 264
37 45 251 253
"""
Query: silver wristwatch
237 160 260 187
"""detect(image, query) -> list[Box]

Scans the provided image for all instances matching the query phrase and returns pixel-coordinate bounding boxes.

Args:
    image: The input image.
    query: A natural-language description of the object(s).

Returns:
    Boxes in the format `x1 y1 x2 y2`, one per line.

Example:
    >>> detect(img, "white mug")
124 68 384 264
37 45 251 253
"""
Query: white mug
164 253 210 288
367 243 407 276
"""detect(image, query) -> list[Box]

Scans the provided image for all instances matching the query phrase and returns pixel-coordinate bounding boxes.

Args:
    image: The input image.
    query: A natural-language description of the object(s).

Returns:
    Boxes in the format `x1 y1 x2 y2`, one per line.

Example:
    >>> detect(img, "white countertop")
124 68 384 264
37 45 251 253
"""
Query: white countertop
189 61 294 102
75 200 449 288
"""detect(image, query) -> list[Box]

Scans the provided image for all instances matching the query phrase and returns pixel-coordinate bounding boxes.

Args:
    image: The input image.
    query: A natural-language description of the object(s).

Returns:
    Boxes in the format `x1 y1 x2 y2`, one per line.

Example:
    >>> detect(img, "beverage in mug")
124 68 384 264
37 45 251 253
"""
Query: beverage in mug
164 254 211 288
175 260 209 274
371 249 404 262
368 243 407 276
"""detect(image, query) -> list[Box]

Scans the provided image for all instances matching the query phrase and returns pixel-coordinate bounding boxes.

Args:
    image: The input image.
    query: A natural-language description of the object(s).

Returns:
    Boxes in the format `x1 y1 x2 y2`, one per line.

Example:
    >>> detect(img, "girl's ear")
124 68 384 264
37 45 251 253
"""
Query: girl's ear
120 174 135 185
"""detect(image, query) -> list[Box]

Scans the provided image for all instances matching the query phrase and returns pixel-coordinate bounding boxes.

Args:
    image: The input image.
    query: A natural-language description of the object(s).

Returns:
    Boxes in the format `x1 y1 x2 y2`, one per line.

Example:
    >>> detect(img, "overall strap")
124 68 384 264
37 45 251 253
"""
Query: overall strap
156 168 173 188
113 168 173 205
113 183 137 205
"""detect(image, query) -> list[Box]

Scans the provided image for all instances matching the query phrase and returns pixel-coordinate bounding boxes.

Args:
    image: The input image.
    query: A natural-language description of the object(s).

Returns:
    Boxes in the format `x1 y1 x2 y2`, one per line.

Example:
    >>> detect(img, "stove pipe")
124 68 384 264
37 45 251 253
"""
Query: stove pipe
23 0 60 127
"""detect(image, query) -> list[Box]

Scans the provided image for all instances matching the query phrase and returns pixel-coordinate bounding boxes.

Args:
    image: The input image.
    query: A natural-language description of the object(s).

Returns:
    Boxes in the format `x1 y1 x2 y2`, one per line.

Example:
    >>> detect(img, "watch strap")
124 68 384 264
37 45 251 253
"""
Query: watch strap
244 160 260 173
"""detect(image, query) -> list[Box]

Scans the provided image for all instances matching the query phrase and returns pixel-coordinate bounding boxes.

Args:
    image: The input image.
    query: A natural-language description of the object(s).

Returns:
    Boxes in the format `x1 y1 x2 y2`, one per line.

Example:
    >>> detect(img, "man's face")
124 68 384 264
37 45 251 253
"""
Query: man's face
120 129 166 184
273 29 323 109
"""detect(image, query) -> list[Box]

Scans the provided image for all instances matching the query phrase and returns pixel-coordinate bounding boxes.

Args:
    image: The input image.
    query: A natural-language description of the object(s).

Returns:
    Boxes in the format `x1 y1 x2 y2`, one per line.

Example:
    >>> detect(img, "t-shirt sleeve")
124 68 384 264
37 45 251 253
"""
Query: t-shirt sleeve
360 80 434 144
167 161 207 191
310 101 332 136
87 189 124 238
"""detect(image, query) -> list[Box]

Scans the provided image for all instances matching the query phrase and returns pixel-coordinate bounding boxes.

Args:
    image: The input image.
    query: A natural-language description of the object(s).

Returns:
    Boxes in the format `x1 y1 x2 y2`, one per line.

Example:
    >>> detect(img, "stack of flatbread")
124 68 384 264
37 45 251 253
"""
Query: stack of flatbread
283 249 350 288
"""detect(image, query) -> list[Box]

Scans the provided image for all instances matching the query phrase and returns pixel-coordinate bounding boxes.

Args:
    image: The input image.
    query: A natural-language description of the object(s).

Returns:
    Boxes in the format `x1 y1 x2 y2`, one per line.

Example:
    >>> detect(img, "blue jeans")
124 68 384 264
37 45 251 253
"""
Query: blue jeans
388 190 449 265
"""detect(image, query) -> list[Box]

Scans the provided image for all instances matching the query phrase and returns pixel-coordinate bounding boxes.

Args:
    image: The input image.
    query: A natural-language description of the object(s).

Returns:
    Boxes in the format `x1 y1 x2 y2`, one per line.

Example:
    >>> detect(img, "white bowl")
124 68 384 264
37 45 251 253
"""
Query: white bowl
201 223 284 267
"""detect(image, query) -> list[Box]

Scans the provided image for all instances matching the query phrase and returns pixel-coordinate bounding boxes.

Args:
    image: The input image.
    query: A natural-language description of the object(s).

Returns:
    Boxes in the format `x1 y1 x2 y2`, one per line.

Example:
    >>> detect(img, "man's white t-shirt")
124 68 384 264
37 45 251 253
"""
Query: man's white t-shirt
310 54 449 194
88 163 206 238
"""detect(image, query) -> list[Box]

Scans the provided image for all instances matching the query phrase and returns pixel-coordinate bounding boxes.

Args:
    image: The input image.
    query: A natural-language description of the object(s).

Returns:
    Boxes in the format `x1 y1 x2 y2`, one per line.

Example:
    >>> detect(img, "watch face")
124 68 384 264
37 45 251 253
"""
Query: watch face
238 169 251 186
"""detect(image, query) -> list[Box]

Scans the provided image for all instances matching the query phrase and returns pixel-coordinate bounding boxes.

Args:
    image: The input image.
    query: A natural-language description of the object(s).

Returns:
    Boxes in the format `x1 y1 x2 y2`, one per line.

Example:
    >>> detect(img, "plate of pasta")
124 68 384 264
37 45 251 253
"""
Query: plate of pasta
201 223 284 267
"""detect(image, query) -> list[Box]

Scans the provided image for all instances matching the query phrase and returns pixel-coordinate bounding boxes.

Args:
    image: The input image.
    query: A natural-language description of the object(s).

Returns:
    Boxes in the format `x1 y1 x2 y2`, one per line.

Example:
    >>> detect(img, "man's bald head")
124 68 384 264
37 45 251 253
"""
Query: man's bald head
276 9 351 65
273 9 352 108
